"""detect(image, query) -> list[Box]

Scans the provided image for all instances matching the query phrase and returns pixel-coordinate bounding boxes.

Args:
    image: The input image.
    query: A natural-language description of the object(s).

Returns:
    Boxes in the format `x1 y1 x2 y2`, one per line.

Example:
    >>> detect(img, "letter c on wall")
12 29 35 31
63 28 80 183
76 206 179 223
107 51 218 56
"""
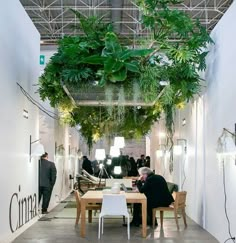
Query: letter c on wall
9 193 18 233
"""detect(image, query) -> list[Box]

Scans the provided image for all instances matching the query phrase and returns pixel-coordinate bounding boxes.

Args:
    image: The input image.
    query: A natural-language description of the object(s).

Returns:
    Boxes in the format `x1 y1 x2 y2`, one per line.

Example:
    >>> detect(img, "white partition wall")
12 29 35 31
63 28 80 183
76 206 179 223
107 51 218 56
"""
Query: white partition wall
0 1 40 241
149 1 236 242
0 1 80 242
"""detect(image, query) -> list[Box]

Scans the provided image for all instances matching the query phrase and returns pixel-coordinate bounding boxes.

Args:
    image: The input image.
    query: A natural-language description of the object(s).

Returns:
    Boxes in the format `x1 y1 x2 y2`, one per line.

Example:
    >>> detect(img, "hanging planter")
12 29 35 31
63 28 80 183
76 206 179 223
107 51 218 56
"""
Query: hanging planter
38 0 212 151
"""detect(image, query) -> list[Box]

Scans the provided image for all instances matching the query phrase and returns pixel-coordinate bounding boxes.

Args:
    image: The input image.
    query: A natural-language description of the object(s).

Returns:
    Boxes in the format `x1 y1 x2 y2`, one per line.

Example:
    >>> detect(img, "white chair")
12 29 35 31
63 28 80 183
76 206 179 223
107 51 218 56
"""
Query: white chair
98 194 130 239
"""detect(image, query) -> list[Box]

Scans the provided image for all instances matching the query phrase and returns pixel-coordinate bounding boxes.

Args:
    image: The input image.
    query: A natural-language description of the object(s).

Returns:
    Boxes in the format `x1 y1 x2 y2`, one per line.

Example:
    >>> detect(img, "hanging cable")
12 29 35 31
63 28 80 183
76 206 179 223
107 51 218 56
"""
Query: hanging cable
17 82 58 116
16 82 59 120
222 160 235 243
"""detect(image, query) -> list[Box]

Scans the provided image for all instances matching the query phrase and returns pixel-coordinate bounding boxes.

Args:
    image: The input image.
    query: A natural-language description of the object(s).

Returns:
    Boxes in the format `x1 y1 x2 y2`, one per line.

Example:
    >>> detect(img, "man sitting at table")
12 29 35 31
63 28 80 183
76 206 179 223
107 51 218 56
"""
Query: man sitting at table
131 167 174 227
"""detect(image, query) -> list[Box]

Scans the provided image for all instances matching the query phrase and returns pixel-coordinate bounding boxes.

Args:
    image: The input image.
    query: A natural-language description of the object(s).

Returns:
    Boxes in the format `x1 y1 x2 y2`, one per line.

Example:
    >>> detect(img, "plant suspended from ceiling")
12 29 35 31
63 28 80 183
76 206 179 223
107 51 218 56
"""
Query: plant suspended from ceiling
38 0 212 153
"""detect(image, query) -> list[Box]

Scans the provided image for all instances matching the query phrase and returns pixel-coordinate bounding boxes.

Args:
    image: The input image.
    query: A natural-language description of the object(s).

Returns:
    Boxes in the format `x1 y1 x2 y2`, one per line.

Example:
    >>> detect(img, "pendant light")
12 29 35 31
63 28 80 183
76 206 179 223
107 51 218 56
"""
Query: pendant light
95 149 106 161
110 146 120 157
114 137 125 148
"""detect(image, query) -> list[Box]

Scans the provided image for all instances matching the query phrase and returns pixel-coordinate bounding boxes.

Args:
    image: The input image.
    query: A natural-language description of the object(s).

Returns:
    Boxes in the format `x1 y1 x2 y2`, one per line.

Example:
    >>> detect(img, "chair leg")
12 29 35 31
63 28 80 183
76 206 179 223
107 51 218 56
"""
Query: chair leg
102 217 104 235
152 209 156 228
75 206 81 225
160 211 164 228
174 210 179 230
88 210 92 223
127 216 130 240
98 216 101 239
123 215 126 224
182 208 187 227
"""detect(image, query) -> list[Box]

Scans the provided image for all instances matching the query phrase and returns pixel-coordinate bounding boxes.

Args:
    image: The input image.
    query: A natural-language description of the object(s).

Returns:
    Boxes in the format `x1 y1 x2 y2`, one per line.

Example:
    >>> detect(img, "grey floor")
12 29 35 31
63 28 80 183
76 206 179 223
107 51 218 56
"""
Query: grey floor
13 198 219 243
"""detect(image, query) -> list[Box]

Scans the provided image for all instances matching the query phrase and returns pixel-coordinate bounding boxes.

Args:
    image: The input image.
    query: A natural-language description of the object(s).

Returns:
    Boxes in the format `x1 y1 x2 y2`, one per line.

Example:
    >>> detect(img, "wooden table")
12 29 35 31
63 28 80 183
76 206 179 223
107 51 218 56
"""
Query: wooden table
80 190 147 238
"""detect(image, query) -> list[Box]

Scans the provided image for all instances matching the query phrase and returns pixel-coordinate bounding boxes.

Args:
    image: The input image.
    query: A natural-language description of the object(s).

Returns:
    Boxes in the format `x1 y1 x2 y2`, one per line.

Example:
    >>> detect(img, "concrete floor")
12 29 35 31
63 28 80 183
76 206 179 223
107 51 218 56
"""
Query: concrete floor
13 199 219 243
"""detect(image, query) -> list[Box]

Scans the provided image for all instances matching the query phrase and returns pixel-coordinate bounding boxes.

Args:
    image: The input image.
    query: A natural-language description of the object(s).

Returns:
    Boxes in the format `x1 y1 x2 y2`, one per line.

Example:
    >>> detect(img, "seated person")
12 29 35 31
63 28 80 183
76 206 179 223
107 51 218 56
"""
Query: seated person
131 167 174 226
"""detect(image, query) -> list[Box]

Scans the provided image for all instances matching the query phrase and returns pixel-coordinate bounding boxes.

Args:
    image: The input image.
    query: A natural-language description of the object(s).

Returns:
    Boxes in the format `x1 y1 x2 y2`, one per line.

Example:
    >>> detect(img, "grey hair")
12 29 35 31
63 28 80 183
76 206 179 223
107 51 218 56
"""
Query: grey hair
138 167 153 176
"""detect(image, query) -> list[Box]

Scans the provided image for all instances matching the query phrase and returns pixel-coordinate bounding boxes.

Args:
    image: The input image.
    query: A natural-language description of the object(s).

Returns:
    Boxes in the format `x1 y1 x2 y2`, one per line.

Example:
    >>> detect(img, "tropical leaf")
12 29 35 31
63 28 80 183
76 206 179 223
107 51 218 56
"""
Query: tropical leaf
104 59 123 73
81 55 105 64
109 68 127 82
125 62 140 73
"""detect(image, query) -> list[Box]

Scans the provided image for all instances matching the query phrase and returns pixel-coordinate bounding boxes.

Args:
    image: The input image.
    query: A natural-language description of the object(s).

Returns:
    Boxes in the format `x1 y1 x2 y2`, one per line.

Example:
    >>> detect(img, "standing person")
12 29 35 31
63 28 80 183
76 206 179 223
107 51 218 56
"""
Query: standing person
136 154 146 169
121 155 129 177
128 157 138 176
39 153 57 214
131 167 174 226
145 156 151 168
82 156 93 175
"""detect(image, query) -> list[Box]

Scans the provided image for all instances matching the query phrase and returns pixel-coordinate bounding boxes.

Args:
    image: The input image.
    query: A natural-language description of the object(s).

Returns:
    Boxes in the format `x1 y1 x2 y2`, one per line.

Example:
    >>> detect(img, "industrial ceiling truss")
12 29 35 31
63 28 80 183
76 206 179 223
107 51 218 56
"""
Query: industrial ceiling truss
20 0 233 44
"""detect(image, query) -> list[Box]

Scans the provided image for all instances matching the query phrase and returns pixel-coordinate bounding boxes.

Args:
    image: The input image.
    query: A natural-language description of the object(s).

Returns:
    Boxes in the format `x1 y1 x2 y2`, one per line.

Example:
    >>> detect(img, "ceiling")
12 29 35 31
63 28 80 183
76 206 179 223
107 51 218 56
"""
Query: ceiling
20 0 233 45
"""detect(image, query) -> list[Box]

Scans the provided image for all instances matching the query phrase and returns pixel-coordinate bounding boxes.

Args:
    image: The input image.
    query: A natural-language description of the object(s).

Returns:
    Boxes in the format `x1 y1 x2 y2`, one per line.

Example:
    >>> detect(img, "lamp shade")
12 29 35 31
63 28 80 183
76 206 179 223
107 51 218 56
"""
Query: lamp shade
173 145 183 155
99 163 104 169
217 130 236 155
32 143 45 156
114 166 122 175
159 132 166 138
106 159 112 165
110 146 120 157
77 150 83 159
156 149 163 158
114 137 125 148
95 149 106 161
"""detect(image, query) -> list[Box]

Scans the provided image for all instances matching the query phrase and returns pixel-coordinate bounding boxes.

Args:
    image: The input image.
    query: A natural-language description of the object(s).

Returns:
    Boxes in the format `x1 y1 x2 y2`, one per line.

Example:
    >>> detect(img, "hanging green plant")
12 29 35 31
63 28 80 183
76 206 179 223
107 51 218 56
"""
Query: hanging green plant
38 0 212 151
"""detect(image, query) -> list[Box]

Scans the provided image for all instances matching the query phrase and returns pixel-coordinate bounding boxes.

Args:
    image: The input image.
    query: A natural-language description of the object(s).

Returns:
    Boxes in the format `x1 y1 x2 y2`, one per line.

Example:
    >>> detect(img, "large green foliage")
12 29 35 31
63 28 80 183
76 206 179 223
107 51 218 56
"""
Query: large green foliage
38 1 212 149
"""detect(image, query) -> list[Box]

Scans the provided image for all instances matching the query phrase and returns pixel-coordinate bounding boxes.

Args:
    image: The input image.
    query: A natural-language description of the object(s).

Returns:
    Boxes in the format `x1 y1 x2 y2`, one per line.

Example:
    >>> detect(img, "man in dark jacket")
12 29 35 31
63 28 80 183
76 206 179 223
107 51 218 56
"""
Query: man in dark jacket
131 167 174 226
82 156 93 175
39 153 57 214
136 154 146 169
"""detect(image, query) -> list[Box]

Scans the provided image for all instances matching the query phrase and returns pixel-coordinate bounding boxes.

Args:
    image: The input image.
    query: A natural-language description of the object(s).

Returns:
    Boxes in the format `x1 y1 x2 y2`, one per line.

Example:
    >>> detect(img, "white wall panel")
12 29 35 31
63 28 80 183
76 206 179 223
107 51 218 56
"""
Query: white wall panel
149 1 236 242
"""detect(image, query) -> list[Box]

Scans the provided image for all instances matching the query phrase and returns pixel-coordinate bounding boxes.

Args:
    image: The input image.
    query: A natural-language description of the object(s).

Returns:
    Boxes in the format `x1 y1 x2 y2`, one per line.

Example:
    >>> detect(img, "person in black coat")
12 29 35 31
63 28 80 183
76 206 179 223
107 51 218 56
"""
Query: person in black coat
136 154 146 169
128 157 138 176
82 156 93 175
145 156 151 168
39 153 57 214
131 167 174 226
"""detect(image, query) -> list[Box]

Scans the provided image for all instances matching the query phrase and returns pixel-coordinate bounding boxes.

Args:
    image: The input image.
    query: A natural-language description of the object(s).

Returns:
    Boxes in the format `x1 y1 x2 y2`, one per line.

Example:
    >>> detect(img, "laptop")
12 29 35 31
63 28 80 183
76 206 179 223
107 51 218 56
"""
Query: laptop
120 183 137 193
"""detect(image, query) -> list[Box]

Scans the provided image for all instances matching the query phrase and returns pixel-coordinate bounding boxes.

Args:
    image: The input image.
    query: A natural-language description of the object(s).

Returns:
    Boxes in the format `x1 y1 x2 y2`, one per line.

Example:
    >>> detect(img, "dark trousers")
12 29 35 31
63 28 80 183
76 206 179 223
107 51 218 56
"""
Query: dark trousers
132 203 155 225
39 186 52 211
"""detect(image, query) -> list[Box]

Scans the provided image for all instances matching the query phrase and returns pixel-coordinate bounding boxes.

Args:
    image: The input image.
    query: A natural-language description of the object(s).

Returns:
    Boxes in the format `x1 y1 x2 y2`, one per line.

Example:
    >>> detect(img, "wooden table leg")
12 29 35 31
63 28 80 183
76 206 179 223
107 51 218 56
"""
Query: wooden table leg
141 200 147 238
80 199 86 237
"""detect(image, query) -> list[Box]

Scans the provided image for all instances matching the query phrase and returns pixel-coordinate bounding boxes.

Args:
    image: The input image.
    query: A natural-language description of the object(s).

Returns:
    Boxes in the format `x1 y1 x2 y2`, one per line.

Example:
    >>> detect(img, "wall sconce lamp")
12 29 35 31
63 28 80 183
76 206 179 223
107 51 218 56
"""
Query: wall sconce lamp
77 149 83 159
29 135 45 162
173 139 187 155
55 142 65 156
217 127 236 157
158 132 166 138
156 144 166 158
